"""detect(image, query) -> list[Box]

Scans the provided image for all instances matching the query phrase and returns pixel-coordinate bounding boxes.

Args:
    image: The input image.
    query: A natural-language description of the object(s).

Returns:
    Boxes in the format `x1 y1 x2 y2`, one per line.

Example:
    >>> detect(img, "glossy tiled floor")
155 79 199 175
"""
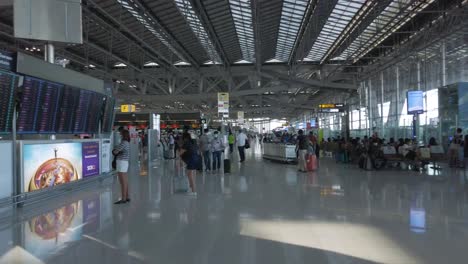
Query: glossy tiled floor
2 143 468 263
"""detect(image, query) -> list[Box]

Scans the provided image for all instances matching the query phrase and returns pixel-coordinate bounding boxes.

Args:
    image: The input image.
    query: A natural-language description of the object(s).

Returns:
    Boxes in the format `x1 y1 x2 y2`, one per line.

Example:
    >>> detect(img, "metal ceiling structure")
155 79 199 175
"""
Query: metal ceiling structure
0 0 467 119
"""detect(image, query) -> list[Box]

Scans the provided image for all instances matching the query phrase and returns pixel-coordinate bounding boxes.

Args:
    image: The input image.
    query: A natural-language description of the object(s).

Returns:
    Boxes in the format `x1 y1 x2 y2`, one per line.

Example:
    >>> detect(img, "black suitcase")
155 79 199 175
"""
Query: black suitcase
224 159 231 174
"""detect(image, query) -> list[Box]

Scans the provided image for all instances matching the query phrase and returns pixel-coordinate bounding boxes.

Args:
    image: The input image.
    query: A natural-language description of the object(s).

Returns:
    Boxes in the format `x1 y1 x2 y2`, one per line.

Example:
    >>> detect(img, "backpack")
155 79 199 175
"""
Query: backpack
212 139 223 151
299 136 309 150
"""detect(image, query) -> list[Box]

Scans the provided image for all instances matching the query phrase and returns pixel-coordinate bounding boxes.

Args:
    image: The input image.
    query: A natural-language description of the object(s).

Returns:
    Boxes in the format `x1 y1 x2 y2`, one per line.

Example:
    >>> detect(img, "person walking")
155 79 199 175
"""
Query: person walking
180 132 200 195
309 131 320 167
211 131 225 171
169 132 176 158
228 131 235 153
237 130 248 162
113 129 131 204
199 129 212 171
296 129 309 172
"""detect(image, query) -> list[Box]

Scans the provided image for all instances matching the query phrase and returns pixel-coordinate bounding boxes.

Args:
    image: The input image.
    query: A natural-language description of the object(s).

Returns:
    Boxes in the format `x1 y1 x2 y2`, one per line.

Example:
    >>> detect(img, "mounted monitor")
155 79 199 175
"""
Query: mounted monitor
310 118 318 128
101 97 115 133
0 70 17 133
17 76 64 134
407 90 424 114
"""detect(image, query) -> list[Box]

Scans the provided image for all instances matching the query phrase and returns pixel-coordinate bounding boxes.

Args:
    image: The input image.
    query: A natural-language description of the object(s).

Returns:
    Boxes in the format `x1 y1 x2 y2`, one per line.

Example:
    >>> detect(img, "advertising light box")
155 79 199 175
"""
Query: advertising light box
22 140 100 193
82 142 100 178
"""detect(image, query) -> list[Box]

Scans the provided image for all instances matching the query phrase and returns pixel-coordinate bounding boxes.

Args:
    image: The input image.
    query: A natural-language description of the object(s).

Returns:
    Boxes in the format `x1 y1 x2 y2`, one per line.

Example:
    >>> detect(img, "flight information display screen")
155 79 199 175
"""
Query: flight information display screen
17 76 62 133
85 93 105 133
0 70 17 133
17 75 107 134
55 86 80 133
72 89 93 133
101 97 115 133
36 81 62 133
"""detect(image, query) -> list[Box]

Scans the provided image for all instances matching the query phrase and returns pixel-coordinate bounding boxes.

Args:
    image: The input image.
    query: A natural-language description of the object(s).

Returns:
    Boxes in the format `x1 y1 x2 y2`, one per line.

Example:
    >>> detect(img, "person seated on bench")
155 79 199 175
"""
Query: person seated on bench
400 139 421 170
396 138 405 154
428 137 438 148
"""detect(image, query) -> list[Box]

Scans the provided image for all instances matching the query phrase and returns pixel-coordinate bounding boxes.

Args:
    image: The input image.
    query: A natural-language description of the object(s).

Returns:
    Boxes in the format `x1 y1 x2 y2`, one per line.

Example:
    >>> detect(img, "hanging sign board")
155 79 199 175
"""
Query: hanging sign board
319 103 344 109
217 92 229 114
120 104 136 113
318 103 344 113
237 111 244 124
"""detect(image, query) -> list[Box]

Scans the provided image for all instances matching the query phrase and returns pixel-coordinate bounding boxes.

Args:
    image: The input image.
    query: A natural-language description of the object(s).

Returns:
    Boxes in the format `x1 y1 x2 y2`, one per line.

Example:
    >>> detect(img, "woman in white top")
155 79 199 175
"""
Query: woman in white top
113 130 131 204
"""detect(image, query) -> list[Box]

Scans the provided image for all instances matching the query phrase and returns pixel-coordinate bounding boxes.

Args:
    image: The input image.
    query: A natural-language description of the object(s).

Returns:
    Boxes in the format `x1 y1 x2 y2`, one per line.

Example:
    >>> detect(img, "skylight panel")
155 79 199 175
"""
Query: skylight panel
305 0 365 63
265 58 283 63
337 0 436 62
274 0 311 62
144 61 159 67
204 60 222 65
234 59 253 64
174 61 191 66
175 0 222 64
229 0 255 62
116 0 184 61
114 62 127 67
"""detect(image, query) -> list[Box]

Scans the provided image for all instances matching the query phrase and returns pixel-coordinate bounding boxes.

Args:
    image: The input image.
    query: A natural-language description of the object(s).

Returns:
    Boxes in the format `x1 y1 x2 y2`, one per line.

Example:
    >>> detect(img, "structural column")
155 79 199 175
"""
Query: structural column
380 71 385 138
395 66 400 140
441 41 447 87
44 43 55 64
368 79 373 136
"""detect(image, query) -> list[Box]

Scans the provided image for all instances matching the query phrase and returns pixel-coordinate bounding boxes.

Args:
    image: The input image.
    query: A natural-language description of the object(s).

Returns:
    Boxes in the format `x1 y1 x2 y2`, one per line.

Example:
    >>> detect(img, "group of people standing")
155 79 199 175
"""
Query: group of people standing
296 129 320 172
199 129 226 172
111 128 253 200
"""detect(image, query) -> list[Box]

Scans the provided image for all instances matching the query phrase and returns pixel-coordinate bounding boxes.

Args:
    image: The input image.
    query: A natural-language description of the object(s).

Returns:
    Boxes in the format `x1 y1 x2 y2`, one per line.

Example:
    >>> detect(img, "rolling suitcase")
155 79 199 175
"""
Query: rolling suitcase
224 159 231 173
306 154 317 171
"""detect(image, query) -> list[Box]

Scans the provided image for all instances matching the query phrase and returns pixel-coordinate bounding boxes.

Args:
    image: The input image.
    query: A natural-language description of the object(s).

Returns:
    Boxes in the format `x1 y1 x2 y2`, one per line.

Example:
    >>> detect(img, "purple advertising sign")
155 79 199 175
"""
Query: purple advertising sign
82 142 100 178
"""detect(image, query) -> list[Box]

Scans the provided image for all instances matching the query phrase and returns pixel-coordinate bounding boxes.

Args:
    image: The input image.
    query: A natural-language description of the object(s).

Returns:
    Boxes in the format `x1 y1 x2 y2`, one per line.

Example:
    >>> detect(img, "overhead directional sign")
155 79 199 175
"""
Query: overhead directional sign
218 92 229 115
120 104 136 113
237 111 244 124
319 103 344 109
318 103 344 113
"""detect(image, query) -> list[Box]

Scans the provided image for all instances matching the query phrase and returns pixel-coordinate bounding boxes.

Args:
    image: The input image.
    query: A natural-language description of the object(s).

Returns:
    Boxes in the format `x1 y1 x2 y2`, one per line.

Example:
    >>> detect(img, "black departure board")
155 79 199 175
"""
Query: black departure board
55 86 80 133
17 77 42 133
85 92 104 133
0 70 16 133
73 89 93 133
17 74 108 134
17 76 62 133
36 81 62 133
101 97 115 133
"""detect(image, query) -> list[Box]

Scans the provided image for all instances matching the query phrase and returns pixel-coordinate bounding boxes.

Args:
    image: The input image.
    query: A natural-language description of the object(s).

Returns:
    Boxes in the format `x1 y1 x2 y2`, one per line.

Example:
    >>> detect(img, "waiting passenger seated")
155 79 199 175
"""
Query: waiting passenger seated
399 139 413 158
428 137 438 147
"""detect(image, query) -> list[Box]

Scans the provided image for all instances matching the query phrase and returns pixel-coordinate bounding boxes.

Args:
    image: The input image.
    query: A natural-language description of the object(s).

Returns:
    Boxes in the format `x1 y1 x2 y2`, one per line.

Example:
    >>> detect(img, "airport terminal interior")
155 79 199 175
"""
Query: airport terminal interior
0 0 468 263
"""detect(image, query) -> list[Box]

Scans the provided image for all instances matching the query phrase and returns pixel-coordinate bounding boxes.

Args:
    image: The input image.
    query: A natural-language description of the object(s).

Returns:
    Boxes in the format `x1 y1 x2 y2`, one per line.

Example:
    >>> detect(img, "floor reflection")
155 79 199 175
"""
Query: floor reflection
0 153 468 263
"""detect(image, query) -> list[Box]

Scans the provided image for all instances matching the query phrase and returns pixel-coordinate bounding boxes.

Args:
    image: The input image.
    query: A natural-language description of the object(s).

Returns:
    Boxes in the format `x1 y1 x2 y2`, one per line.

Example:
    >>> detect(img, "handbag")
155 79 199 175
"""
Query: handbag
245 139 250 149
112 150 121 170
181 150 190 164
112 156 117 170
